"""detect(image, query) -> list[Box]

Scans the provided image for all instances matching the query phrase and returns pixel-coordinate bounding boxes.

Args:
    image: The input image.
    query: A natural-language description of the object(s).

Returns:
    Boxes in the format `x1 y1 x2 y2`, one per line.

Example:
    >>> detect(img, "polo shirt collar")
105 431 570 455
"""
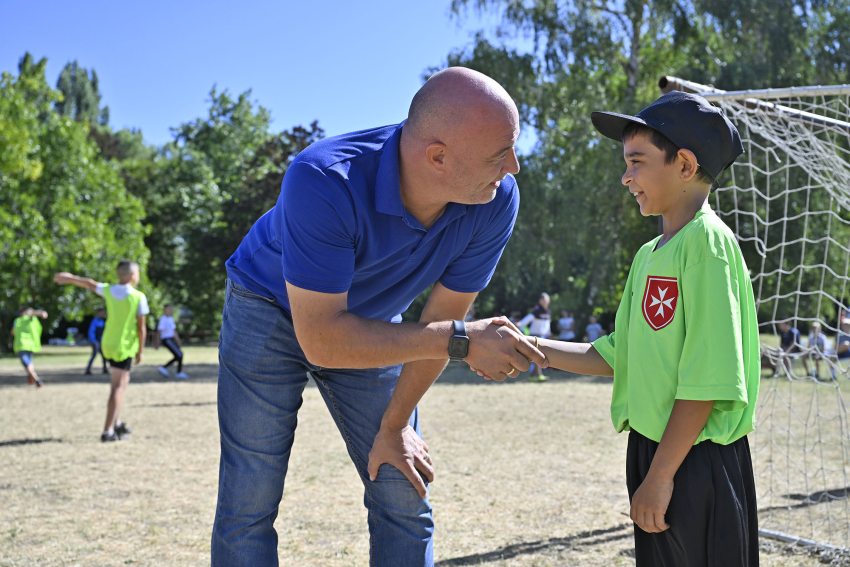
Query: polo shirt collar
375 122 468 231
375 123 405 217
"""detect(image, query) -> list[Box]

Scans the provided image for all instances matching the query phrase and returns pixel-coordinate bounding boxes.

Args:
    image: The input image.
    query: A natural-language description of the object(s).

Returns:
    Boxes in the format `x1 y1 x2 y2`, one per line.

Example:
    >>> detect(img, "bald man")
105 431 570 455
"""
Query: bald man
213 67 544 566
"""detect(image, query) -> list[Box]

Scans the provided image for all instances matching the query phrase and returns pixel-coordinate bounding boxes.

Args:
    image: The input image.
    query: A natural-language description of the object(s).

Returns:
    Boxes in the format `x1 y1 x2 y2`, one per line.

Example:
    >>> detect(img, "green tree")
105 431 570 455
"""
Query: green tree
55 60 109 126
122 88 323 336
0 56 148 351
445 0 850 328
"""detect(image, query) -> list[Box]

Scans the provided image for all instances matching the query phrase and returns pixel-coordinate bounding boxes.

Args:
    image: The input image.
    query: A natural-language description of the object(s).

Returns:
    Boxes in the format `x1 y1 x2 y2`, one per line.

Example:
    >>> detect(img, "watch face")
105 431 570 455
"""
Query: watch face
448 336 469 359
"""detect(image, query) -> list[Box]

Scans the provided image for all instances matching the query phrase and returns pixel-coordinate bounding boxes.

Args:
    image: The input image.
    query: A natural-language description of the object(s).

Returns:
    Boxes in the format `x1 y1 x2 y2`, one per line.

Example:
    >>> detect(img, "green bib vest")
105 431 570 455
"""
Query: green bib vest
102 286 144 361
13 316 42 353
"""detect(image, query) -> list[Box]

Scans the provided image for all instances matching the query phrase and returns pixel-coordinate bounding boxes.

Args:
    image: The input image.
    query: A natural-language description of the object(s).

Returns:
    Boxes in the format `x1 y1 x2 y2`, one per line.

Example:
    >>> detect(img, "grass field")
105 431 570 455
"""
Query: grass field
0 345 843 565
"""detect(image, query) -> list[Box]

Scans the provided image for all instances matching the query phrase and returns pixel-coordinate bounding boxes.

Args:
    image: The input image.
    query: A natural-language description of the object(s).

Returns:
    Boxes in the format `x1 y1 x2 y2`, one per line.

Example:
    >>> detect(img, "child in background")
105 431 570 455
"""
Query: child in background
12 307 48 388
55 261 149 442
85 307 108 375
156 304 189 380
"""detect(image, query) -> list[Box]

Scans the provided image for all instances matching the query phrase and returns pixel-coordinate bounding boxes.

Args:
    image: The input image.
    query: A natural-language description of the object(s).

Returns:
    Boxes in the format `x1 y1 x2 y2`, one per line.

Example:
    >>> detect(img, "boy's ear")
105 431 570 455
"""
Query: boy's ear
676 148 700 182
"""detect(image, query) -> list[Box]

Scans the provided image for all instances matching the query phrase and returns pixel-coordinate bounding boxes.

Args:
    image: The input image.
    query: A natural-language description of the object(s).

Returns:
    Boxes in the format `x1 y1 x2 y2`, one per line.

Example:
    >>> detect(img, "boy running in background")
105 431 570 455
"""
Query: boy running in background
11 307 47 388
483 92 760 565
155 304 188 380
55 261 149 442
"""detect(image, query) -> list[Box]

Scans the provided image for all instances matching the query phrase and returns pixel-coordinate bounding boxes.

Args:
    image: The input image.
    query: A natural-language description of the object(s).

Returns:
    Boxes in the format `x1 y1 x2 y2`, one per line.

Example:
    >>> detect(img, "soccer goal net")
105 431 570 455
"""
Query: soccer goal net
661 76 850 556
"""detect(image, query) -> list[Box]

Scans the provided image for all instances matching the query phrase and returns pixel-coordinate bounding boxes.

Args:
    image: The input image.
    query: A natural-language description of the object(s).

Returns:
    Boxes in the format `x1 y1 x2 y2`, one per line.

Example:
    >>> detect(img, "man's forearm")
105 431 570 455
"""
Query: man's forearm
381 358 450 429
302 313 453 368
538 339 613 376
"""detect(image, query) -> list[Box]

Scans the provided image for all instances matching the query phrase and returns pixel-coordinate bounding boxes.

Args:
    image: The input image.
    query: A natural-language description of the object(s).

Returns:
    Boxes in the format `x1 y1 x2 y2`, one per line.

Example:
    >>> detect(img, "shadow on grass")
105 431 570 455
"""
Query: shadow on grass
436 523 633 565
0 437 64 448
137 401 217 409
758 486 850 514
0 362 611 389
0 363 221 388
434 363 611 386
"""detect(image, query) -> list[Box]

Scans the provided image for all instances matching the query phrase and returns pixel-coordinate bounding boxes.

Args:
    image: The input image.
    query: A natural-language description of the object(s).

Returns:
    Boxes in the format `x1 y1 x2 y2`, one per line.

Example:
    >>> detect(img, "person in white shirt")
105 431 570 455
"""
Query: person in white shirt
156 304 188 379
518 293 552 381
557 310 576 341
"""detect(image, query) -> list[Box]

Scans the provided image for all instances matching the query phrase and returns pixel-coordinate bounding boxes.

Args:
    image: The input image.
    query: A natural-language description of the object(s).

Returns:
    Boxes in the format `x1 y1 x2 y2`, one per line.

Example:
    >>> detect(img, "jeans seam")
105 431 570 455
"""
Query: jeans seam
312 374 379 563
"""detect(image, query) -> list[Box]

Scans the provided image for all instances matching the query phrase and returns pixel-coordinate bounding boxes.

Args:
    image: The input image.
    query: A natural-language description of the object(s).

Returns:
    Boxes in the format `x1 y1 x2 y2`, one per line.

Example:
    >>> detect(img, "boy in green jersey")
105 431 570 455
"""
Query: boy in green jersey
11 306 48 387
495 92 759 565
55 261 149 442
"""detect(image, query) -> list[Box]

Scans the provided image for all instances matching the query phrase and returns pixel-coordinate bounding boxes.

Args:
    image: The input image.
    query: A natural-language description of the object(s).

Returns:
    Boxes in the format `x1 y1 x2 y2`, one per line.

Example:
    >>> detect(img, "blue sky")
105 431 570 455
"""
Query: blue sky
1 0 519 146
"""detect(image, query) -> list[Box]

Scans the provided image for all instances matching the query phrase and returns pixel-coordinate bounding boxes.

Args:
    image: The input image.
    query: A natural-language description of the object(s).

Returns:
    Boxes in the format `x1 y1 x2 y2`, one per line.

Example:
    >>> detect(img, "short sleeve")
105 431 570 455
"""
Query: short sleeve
157 316 166 331
280 162 357 294
137 294 150 316
439 179 519 293
676 257 748 410
94 283 107 297
592 332 616 367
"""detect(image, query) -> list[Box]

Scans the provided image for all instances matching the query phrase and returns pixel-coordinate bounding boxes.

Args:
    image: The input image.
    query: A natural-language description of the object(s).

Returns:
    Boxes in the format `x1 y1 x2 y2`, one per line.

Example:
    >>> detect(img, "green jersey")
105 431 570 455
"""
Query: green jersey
101 285 146 361
593 208 760 445
13 316 42 353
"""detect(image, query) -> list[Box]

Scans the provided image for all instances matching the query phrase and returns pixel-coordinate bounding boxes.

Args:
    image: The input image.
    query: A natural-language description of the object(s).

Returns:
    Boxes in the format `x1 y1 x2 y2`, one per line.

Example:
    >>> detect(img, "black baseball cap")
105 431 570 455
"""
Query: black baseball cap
591 91 743 182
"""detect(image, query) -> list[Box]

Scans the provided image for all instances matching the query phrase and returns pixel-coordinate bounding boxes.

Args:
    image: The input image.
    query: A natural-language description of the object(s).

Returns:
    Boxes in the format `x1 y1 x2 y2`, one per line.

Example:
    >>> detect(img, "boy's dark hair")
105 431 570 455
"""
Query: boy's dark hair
116 260 139 278
622 123 715 187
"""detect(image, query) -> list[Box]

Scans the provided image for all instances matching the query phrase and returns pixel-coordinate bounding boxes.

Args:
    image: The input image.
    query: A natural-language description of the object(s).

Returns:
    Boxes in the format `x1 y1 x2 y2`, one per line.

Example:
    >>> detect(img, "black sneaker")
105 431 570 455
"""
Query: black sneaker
101 431 119 442
115 422 132 438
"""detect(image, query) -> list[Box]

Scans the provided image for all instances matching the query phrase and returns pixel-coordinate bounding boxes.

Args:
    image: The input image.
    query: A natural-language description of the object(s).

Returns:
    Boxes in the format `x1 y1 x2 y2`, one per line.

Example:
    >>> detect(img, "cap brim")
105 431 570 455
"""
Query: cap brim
591 111 649 142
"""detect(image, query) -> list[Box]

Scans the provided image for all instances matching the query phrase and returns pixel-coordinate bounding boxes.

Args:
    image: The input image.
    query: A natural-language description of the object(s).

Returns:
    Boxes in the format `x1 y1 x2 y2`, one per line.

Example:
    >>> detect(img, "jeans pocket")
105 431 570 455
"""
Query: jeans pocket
229 281 276 304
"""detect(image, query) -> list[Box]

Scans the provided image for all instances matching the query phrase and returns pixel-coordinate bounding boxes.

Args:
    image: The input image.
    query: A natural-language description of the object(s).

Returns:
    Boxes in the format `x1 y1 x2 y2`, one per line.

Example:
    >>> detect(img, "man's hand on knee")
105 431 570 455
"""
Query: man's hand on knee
367 424 433 499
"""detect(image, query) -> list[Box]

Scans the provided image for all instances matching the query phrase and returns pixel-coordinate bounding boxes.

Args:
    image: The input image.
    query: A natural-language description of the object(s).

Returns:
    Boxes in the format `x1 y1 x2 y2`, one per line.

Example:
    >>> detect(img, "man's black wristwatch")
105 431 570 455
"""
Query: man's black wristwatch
448 319 470 360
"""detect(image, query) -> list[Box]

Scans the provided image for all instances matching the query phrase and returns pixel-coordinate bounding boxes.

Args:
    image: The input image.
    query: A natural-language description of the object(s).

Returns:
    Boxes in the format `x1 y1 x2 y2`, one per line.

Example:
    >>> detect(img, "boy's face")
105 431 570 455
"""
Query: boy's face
621 132 681 217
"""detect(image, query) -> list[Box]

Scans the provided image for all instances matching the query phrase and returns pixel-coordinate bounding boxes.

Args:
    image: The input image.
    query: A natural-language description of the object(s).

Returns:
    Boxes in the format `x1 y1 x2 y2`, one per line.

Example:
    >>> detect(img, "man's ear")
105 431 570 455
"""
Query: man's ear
677 148 700 182
425 142 447 171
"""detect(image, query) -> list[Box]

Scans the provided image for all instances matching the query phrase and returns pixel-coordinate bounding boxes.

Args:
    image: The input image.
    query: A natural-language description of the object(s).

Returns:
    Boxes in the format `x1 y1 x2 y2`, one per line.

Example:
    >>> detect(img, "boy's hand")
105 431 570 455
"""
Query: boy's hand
630 473 673 533
135 352 143 365
464 317 547 381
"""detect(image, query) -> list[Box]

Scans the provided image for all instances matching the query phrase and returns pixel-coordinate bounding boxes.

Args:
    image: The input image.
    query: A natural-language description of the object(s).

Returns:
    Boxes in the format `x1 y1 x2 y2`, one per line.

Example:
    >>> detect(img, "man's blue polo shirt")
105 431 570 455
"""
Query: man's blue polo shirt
225 122 519 322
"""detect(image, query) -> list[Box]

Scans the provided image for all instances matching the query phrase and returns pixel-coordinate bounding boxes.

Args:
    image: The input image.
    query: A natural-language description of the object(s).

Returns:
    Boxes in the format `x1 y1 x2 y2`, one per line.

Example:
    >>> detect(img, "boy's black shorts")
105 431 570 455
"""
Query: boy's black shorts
627 430 759 567
107 358 132 371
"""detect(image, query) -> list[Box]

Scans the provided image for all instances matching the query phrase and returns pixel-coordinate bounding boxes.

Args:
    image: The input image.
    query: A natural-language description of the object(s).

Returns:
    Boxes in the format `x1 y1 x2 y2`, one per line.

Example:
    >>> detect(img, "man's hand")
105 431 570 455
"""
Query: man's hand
135 351 143 365
367 424 434 499
630 473 673 533
465 317 547 381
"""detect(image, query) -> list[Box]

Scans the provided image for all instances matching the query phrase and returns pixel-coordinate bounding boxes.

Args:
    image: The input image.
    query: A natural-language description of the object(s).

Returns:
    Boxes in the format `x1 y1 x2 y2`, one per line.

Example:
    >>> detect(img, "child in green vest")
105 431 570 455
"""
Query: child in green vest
11 306 48 388
475 92 760 565
54 260 149 442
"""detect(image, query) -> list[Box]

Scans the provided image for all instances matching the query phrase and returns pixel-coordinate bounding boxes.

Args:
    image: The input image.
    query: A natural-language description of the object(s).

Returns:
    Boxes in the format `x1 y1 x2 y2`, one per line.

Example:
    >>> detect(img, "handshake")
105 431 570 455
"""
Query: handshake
461 317 548 381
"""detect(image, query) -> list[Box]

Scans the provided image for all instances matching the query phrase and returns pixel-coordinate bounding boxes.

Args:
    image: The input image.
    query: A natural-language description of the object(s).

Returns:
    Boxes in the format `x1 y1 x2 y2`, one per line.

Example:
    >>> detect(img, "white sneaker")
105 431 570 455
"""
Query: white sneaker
175 372 189 380
157 366 170 378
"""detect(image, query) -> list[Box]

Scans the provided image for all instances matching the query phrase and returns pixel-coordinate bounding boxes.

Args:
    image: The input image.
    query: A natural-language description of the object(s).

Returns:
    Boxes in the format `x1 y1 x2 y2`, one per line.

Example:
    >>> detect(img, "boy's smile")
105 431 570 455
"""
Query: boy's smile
621 131 678 217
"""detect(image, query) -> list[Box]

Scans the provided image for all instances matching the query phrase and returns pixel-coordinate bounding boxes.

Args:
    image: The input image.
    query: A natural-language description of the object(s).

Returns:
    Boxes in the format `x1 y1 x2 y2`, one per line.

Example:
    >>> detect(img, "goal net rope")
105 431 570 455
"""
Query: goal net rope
661 76 850 555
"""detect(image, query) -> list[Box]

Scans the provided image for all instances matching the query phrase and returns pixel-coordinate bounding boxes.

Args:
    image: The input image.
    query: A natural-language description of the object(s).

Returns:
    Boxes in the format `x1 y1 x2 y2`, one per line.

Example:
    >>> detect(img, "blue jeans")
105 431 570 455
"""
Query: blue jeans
211 281 434 566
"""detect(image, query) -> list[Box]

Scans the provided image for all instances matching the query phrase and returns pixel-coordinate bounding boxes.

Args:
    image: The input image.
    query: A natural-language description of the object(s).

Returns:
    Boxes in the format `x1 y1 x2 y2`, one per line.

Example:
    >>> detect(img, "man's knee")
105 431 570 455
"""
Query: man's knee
366 465 431 517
